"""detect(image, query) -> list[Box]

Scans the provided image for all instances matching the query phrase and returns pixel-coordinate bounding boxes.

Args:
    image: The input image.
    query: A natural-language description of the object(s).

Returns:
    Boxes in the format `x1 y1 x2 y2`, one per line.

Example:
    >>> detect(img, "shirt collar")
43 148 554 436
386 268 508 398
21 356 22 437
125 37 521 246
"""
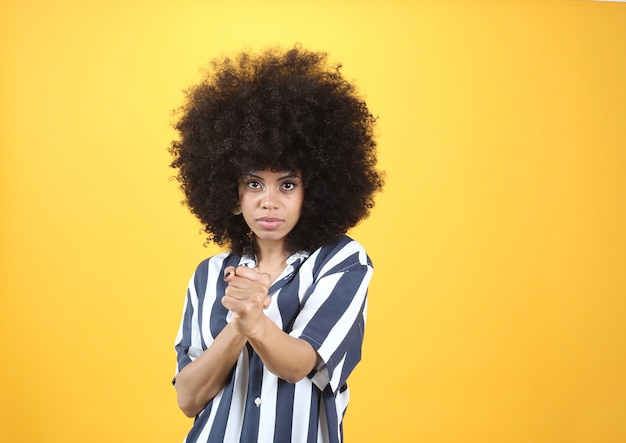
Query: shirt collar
240 250 310 268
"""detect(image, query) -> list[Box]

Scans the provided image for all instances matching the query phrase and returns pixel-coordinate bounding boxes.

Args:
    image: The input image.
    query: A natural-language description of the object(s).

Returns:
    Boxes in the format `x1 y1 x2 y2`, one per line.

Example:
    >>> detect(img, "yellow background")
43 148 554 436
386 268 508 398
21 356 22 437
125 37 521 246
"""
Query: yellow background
2 0 625 441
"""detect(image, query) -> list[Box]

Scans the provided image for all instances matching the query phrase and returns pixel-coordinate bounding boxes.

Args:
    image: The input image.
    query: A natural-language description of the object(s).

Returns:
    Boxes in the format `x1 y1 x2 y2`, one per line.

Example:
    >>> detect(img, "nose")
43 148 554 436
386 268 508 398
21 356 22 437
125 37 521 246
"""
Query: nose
261 187 278 209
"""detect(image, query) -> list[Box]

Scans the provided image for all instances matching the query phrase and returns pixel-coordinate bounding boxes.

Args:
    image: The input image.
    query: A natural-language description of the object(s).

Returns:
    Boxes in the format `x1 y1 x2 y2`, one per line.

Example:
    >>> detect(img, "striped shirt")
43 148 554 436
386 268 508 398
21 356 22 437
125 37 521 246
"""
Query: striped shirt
174 235 373 443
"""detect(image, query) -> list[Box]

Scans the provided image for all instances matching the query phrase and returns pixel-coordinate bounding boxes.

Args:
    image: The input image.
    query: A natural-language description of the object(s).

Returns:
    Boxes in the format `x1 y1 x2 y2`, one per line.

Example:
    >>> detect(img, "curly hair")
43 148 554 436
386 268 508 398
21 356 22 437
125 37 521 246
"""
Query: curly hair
169 46 384 256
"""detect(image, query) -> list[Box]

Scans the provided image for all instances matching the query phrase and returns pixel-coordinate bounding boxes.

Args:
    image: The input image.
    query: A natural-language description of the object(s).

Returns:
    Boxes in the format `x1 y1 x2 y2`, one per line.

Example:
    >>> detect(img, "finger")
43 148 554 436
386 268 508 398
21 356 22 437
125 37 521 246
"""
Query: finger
225 274 260 291
223 266 237 281
222 295 249 315
224 281 258 299
221 294 242 312
221 295 232 310
222 293 265 315
235 266 271 284
262 295 271 310
252 267 272 284
251 267 271 281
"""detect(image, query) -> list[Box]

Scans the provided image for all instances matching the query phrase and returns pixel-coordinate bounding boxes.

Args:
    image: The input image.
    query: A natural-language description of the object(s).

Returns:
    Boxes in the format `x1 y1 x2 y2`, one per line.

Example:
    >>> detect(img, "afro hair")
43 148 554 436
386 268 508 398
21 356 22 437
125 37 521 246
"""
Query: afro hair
169 46 384 256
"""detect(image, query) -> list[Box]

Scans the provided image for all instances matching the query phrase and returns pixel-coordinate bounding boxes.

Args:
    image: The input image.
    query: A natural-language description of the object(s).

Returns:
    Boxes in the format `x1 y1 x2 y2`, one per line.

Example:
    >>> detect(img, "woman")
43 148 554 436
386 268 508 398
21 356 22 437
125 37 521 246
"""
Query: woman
169 46 384 443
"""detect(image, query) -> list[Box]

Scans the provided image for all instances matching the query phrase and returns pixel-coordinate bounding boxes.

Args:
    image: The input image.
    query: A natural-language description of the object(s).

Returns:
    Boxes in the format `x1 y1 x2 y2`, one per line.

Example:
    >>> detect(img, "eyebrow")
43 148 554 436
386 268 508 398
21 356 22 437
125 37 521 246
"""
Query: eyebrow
278 172 301 181
245 172 301 181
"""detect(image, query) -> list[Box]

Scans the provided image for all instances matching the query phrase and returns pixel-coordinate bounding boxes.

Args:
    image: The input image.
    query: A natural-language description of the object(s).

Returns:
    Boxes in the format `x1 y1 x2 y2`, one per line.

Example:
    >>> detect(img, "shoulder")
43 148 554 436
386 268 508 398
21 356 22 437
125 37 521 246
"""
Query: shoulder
189 251 240 287
195 251 233 268
307 235 372 277
192 251 230 273
318 235 370 262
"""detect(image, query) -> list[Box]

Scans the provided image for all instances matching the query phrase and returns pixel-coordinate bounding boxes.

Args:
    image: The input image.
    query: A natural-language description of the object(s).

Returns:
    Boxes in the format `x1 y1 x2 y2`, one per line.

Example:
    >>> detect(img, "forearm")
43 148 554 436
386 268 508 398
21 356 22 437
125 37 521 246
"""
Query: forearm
222 266 318 383
174 323 247 417
246 315 318 384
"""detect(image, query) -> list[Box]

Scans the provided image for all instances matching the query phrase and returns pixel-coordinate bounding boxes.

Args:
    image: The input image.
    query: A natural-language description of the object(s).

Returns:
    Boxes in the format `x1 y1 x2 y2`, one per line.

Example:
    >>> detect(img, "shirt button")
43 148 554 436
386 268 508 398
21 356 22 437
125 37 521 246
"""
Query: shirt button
254 397 262 407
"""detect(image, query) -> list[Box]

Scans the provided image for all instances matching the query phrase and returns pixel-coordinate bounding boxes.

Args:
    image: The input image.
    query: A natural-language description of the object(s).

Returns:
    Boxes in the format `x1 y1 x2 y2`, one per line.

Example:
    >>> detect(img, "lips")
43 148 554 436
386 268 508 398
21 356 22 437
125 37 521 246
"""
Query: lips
256 217 284 230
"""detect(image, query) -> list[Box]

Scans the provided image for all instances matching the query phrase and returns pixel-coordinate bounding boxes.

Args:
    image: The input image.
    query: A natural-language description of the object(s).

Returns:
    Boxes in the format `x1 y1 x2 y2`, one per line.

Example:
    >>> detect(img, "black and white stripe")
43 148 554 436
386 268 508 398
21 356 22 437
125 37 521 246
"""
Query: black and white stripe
174 236 373 443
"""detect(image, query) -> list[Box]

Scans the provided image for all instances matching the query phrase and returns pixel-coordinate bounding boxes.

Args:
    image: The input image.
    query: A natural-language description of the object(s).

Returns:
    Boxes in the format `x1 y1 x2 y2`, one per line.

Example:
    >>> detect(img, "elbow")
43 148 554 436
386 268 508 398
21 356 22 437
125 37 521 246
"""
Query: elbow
180 405 200 419
266 364 307 384
284 376 305 384
283 349 319 384
176 386 206 418
281 350 319 384
282 367 311 384
177 395 204 418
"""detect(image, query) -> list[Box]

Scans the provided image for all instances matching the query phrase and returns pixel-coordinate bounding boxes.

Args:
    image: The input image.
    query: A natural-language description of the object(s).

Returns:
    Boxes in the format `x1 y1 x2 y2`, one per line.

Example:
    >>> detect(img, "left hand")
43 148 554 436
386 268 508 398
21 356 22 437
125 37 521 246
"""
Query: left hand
221 266 272 337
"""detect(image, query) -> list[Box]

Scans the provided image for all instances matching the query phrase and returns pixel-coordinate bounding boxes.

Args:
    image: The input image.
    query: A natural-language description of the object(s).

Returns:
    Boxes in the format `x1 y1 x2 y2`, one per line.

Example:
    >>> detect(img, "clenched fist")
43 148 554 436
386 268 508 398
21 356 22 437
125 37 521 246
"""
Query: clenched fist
221 266 272 338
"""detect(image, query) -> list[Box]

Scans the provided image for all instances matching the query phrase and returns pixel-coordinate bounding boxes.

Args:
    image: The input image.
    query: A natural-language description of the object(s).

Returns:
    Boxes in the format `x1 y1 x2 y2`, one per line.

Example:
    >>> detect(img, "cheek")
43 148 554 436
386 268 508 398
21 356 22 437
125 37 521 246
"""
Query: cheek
297 192 305 211
294 199 304 218
238 188 253 205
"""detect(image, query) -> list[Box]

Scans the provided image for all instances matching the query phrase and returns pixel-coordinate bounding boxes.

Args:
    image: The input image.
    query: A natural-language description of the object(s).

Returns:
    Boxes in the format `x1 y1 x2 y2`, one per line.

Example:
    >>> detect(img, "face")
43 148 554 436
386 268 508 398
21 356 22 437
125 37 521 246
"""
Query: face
238 168 304 251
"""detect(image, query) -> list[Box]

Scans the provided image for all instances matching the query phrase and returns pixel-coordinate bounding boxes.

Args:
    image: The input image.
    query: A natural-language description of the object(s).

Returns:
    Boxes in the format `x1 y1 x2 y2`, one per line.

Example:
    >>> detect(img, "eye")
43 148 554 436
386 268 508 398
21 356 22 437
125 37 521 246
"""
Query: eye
246 180 263 190
281 181 297 191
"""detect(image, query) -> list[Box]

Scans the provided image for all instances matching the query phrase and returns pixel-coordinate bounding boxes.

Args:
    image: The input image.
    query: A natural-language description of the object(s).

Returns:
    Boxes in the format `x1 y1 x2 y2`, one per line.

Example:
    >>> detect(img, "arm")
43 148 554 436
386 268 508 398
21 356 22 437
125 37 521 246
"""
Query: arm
221 266 318 383
174 323 247 417
247 316 319 383
287 243 372 392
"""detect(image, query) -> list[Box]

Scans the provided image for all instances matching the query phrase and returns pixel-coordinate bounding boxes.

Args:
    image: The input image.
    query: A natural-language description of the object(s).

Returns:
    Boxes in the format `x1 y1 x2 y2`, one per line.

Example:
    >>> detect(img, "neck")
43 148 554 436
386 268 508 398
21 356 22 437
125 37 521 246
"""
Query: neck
254 238 290 281
255 239 289 263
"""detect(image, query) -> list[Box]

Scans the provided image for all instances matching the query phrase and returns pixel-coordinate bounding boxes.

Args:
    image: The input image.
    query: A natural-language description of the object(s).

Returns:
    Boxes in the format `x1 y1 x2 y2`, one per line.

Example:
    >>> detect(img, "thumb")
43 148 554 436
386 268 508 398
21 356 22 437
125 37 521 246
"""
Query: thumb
253 267 272 284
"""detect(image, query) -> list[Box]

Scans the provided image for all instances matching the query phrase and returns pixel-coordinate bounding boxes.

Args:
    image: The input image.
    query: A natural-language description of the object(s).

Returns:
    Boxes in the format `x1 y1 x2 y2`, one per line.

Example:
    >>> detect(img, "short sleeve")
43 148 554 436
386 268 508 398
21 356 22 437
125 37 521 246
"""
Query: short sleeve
173 259 209 378
289 239 373 393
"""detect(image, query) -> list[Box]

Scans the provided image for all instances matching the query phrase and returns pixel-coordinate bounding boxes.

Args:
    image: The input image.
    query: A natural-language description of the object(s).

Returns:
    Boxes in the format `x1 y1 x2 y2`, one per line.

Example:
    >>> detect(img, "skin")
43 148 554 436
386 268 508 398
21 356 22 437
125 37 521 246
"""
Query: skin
174 169 319 418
